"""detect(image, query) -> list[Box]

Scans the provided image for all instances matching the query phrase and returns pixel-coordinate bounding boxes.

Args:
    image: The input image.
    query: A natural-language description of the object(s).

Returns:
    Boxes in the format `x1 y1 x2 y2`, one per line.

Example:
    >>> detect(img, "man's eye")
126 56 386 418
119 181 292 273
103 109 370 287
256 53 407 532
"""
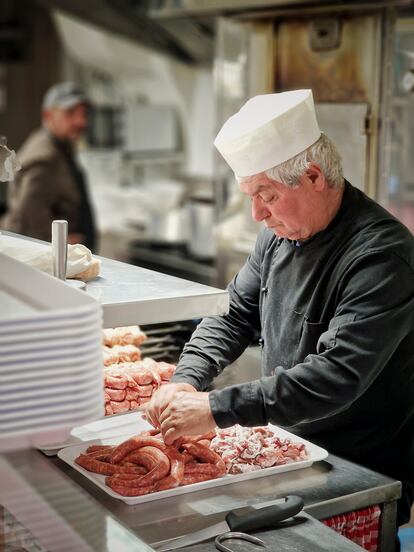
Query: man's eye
261 195 275 203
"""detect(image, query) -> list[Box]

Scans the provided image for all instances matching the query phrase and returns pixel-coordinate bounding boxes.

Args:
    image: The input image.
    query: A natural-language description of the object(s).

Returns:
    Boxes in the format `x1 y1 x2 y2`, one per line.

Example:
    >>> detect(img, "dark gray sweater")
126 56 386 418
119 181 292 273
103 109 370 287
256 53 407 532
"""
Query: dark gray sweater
172 182 414 469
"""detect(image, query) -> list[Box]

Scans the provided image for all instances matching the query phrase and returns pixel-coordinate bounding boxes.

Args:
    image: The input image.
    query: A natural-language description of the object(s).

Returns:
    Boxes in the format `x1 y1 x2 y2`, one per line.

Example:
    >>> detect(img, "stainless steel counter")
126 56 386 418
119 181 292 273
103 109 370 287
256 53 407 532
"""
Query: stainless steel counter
1 449 399 552
1 231 229 327
173 512 367 552
87 256 228 327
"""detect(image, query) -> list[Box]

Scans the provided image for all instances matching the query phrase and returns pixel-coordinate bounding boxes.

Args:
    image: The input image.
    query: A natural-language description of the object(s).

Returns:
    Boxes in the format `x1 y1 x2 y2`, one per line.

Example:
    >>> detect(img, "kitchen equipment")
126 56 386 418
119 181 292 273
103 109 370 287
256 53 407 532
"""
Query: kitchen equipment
0 253 103 451
87 105 123 148
153 495 304 551
123 104 179 153
148 206 189 246
187 195 216 259
215 532 265 552
51 220 67 280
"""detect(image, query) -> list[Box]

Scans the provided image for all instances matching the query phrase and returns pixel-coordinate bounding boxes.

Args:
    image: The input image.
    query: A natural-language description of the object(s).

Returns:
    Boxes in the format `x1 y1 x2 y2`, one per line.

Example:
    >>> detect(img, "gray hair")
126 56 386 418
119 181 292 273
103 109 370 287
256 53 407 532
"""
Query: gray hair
237 133 344 189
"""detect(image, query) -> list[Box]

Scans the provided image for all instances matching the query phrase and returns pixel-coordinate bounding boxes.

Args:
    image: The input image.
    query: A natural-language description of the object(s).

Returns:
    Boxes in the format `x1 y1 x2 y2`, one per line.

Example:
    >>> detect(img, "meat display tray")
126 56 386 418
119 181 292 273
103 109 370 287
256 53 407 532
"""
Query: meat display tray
58 421 328 505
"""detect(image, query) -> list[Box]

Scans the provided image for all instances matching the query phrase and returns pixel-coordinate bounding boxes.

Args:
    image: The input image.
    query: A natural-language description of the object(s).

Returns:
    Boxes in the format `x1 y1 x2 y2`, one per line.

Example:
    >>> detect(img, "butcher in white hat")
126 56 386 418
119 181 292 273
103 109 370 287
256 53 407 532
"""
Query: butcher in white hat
147 90 414 535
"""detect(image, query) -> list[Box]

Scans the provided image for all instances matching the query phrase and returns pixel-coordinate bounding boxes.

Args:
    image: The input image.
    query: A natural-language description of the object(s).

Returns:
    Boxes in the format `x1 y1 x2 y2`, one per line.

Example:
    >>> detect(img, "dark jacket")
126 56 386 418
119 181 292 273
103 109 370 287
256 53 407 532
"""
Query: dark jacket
1 128 96 251
172 181 414 475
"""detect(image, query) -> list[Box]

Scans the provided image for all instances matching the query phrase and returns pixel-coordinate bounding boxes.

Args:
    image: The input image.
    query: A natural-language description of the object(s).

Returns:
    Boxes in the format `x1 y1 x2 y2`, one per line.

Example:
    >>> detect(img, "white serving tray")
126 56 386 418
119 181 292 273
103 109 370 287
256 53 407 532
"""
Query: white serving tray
39 411 152 456
58 423 328 505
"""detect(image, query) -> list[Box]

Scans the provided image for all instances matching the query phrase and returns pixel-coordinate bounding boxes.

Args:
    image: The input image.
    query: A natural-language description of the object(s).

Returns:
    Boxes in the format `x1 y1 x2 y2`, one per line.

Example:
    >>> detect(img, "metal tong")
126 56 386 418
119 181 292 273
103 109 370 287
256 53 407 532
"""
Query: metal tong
215 532 266 552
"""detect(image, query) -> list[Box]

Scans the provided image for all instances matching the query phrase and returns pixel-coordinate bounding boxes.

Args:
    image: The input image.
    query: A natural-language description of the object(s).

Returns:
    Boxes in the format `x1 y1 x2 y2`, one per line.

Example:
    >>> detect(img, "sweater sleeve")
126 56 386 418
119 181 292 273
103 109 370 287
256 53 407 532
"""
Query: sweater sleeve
209 251 414 428
170 230 268 391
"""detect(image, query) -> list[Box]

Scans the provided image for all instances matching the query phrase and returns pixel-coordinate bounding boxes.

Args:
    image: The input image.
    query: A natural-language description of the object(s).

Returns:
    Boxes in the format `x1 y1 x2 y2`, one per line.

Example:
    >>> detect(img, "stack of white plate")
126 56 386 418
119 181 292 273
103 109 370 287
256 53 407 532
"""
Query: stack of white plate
0 253 104 451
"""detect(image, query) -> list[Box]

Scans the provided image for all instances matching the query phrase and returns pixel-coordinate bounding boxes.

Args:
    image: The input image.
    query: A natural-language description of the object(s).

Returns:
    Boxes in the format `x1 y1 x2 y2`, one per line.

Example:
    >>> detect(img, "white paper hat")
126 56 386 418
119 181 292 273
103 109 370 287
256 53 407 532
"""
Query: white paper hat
214 90 321 177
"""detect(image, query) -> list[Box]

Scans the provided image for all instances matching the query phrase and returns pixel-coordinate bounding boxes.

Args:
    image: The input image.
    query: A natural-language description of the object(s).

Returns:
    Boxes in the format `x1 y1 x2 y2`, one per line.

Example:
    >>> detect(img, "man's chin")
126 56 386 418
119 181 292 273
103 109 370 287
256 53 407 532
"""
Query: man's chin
265 225 300 240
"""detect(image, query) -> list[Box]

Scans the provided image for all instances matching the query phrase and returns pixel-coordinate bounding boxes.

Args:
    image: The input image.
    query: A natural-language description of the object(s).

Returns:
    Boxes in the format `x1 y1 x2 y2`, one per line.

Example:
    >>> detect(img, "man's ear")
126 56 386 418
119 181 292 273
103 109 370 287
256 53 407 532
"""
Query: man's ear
305 163 326 191
42 109 52 126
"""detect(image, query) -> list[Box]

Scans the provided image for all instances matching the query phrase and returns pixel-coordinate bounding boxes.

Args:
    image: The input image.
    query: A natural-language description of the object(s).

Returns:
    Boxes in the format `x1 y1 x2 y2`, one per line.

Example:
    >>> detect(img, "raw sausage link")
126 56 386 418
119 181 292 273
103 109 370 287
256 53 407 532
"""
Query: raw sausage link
106 479 155 496
75 454 149 476
110 447 170 486
184 461 222 476
110 436 166 464
86 445 114 454
181 472 221 485
154 446 184 491
75 454 120 476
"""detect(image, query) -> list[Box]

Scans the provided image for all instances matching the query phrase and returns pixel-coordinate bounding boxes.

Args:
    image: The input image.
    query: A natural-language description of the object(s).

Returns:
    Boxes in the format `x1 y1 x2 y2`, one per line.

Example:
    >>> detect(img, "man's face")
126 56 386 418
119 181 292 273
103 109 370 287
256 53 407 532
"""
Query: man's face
239 167 329 241
43 103 89 143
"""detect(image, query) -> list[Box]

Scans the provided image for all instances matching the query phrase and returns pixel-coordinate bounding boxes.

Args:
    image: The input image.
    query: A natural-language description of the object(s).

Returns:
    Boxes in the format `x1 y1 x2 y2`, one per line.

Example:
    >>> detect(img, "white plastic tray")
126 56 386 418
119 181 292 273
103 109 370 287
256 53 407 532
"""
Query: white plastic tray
39 411 152 456
58 423 328 505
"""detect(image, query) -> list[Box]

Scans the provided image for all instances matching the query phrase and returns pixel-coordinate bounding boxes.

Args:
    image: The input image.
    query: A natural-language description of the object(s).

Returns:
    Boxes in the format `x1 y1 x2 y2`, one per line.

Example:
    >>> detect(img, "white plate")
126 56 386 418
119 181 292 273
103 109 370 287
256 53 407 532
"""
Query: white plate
0 309 101 341
0 404 105 451
39 411 152 455
0 360 102 385
0 330 102 364
0 329 102 356
58 424 328 505
0 365 102 401
0 379 103 411
0 348 102 377
0 301 98 328
0 253 99 326
0 358 102 390
0 401 104 433
0 385 103 422
0 316 102 348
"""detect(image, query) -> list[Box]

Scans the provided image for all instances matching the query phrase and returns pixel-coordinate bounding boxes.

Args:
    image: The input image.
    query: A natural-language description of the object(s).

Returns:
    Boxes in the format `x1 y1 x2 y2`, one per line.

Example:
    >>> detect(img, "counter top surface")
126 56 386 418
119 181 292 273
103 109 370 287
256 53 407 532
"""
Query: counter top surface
1 449 400 552
87 255 229 326
0 231 229 327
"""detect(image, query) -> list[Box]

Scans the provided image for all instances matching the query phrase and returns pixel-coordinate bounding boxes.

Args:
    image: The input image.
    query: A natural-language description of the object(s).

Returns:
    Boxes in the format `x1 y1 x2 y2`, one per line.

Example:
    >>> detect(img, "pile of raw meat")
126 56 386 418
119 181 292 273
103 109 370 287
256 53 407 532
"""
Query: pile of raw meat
75 426 309 498
210 425 308 474
75 429 225 497
103 326 176 416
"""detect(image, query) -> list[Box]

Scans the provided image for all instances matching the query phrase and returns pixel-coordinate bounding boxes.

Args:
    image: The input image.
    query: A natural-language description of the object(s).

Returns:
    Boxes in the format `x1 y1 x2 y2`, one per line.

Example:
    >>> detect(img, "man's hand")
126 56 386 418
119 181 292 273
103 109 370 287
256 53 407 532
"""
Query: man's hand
158 391 216 445
145 382 196 429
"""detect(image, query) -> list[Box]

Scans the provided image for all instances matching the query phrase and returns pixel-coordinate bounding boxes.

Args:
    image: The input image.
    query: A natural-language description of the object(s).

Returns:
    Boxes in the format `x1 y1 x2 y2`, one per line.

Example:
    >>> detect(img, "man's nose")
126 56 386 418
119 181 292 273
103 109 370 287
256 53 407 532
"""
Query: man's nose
251 197 270 222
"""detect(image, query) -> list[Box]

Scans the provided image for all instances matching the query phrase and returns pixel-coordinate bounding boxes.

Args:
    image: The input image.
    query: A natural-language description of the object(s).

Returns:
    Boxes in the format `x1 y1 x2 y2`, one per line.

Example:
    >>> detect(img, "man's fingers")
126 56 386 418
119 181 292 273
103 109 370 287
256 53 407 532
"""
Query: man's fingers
163 426 178 445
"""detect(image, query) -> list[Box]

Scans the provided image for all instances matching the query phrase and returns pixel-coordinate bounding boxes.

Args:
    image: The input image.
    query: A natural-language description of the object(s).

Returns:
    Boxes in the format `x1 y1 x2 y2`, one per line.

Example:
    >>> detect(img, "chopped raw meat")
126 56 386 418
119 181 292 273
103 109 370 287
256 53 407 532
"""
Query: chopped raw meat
103 326 147 347
102 326 176 416
211 425 308 474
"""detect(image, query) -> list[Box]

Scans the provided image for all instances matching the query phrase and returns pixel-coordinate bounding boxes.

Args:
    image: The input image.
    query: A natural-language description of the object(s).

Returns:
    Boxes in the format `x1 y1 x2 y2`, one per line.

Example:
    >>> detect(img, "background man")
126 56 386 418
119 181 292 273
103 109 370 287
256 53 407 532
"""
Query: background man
1 81 96 251
146 90 414 530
